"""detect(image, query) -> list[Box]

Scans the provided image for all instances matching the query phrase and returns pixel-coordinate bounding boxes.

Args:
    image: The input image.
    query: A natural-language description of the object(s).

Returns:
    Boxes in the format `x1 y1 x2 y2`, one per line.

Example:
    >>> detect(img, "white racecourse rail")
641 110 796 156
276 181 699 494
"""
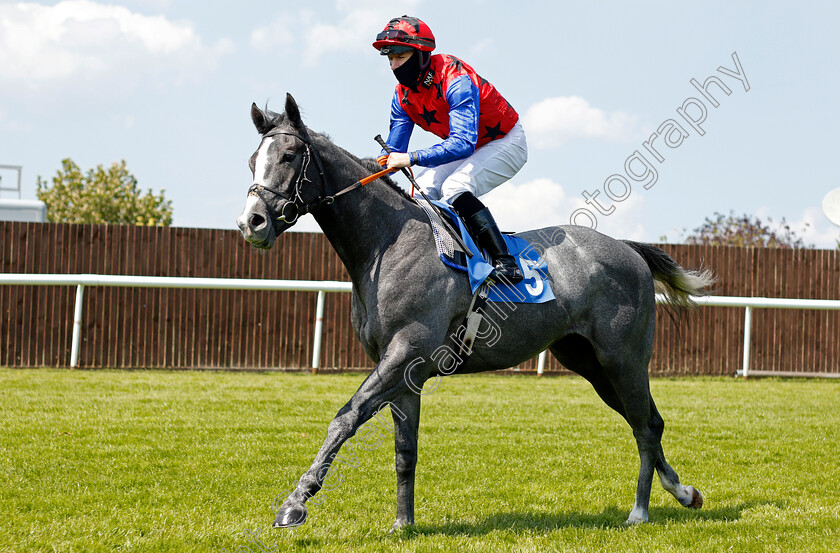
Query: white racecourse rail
1 274 839 377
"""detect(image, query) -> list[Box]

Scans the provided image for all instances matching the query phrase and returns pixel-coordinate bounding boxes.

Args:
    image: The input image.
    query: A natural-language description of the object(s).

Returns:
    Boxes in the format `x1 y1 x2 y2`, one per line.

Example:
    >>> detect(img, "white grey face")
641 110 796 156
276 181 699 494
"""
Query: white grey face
236 194 261 227
237 134 300 249
236 136 281 248
251 135 277 189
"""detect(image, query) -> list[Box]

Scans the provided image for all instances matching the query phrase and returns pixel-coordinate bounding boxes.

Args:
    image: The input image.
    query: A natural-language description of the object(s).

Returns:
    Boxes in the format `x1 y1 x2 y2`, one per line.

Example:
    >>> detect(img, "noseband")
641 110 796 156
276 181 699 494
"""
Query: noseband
247 128 331 225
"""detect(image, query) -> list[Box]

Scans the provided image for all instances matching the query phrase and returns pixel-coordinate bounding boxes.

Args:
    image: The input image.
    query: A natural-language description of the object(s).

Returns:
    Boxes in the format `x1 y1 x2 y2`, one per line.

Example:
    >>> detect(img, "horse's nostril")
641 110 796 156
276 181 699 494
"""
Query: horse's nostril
249 213 266 228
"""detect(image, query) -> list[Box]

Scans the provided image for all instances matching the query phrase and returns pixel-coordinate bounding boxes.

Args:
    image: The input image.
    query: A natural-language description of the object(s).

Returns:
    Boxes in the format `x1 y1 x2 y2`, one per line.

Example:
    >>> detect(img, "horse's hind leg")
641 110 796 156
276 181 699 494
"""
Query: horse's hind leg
623 393 661 524
620 383 703 523
550 337 657 523
649 400 704 510
656 451 704 509
550 336 701 523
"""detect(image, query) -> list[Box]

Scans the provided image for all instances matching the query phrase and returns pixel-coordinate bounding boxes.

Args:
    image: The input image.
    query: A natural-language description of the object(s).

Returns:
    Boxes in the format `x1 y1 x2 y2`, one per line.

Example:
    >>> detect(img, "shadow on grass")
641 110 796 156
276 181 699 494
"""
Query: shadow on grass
647 499 786 524
403 500 785 537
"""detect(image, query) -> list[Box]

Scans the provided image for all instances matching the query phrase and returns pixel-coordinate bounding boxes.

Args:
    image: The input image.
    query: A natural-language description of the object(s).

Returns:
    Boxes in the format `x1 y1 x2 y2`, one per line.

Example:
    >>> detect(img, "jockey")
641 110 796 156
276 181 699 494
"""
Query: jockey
374 15 527 284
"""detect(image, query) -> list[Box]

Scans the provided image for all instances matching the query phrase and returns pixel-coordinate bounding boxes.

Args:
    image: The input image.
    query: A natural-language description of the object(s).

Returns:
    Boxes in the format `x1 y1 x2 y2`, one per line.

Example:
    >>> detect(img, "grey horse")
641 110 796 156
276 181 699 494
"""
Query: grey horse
236 94 713 530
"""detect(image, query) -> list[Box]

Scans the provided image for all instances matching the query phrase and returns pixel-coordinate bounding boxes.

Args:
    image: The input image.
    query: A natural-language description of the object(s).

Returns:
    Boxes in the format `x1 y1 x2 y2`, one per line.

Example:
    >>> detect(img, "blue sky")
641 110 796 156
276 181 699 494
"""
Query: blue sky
2 0 839 247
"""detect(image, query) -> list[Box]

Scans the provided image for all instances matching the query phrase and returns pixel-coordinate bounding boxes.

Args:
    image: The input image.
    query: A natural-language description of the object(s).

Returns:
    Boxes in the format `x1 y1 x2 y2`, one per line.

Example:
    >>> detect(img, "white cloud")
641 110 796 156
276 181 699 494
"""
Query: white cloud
784 207 840 250
249 1 421 64
482 176 649 241
118 0 173 11
483 177 572 232
522 96 640 148
0 0 225 89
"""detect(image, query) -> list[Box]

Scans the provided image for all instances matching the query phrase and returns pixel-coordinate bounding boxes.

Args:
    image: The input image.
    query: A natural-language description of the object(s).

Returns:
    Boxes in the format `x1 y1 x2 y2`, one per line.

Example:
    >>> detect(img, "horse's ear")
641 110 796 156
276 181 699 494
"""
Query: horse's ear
285 93 303 129
251 102 272 135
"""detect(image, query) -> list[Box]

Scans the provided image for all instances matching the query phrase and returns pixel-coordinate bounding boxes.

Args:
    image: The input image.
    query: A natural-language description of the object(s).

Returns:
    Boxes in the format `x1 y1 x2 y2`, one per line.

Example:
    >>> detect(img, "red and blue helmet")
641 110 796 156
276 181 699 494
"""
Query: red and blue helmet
373 16 436 55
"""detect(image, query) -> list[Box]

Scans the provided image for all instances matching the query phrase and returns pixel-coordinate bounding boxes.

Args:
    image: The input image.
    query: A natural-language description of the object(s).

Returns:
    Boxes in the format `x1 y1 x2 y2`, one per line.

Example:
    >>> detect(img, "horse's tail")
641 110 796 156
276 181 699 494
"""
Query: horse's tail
622 240 716 313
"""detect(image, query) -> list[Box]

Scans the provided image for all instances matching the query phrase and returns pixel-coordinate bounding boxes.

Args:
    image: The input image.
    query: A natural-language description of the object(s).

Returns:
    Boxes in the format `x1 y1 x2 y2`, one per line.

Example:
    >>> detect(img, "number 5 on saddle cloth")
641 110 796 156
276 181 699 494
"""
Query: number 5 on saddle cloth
418 199 555 304
416 199 555 359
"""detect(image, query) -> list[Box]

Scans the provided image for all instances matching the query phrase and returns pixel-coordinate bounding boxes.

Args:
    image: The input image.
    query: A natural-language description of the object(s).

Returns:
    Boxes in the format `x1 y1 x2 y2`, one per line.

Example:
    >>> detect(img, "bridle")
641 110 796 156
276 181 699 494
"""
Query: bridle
247 129 332 225
247 127 398 226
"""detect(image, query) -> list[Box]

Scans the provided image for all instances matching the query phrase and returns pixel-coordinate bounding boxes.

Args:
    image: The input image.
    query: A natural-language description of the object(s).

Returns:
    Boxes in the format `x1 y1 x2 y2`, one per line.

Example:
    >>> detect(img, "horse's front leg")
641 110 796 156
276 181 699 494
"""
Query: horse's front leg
273 341 429 529
389 391 421 532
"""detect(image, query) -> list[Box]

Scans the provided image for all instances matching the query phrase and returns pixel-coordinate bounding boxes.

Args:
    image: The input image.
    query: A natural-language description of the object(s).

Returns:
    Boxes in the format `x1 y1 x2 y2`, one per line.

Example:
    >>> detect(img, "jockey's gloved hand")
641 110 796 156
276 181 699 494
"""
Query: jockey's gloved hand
376 154 389 167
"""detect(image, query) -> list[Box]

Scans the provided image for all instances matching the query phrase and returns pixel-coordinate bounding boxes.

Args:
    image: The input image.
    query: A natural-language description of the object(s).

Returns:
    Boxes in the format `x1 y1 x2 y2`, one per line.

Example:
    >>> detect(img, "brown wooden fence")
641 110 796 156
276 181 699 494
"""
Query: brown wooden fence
1 222 838 375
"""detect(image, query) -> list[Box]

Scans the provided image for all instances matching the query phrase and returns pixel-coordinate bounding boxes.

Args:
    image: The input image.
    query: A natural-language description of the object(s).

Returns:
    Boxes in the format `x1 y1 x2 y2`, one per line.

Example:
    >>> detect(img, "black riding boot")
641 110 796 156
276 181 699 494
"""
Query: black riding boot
464 208 524 284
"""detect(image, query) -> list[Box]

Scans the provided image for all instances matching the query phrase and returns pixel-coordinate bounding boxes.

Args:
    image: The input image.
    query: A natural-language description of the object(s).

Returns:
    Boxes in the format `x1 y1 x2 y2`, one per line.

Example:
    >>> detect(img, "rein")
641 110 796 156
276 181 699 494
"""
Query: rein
248 129 395 225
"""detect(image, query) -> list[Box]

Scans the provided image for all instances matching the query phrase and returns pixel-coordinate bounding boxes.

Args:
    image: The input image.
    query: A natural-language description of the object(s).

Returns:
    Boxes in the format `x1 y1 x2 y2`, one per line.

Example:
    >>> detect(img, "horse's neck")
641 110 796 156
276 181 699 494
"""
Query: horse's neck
312 143 418 286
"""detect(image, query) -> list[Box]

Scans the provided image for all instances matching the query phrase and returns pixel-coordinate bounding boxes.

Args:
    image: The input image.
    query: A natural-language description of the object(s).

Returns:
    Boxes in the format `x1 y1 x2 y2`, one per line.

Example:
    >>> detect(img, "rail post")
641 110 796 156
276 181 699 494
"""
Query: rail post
741 305 753 378
70 284 85 368
312 290 326 372
537 350 546 376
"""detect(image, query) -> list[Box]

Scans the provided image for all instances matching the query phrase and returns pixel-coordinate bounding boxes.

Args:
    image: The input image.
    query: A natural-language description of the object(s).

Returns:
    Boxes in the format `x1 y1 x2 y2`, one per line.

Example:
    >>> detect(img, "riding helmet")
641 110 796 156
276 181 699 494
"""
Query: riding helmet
373 15 436 55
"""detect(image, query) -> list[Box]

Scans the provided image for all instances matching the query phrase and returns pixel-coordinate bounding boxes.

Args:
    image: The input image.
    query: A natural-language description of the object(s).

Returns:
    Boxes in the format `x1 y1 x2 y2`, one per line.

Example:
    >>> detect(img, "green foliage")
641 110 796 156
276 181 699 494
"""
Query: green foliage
685 210 811 248
36 158 173 226
1 370 838 552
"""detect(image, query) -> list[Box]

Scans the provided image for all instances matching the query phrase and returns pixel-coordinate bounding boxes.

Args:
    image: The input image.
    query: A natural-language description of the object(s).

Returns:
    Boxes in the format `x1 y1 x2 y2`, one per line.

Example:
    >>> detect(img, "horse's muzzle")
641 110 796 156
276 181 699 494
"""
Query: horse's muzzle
236 194 277 249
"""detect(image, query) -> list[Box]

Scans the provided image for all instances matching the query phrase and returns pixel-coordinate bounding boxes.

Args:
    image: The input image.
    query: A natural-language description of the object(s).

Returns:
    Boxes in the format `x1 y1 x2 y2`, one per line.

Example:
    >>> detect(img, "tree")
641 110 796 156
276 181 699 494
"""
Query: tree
684 210 812 248
36 158 173 226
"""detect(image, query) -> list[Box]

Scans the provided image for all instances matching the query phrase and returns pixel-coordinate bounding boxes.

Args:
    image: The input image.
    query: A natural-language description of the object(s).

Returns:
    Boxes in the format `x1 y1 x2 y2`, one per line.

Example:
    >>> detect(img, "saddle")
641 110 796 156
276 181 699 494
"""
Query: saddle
414 199 555 364
416 199 555 305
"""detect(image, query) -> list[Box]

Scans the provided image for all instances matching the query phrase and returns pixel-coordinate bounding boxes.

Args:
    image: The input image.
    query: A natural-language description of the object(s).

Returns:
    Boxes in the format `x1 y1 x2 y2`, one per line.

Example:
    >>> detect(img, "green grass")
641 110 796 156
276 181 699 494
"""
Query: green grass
1 369 838 552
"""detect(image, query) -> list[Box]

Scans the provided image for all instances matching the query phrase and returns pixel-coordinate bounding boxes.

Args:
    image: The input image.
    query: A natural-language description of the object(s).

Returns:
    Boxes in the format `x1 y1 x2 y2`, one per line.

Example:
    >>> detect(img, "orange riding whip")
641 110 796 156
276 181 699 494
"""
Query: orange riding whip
359 166 397 186
321 166 397 207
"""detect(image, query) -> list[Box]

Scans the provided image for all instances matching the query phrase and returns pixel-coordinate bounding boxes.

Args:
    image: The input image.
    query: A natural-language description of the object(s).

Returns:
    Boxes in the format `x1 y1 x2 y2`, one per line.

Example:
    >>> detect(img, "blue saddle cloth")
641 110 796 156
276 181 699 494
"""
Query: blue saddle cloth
429 201 555 304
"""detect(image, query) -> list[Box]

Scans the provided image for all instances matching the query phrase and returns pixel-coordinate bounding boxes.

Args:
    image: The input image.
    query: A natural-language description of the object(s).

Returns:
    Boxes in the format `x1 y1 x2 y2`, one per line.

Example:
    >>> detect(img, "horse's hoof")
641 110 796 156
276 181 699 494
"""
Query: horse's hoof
625 509 648 525
687 487 703 509
389 519 414 533
273 503 308 528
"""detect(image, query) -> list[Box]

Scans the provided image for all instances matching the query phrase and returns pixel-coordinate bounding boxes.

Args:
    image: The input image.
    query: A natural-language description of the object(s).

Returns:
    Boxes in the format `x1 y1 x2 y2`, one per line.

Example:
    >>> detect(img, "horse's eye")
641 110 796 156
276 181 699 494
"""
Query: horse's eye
282 151 296 163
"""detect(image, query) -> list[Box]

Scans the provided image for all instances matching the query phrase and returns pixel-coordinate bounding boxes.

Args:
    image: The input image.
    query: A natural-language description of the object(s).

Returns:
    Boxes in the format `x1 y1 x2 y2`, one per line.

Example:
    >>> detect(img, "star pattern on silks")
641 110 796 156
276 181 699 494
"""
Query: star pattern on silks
447 57 465 74
483 121 505 141
420 107 439 127
401 88 411 106
431 80 444 100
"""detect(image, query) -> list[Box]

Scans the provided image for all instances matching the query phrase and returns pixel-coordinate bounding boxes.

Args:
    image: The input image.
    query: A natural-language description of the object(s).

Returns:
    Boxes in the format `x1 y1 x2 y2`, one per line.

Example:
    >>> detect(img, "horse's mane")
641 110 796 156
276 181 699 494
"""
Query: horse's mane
260 104 414 202
317 134 414 203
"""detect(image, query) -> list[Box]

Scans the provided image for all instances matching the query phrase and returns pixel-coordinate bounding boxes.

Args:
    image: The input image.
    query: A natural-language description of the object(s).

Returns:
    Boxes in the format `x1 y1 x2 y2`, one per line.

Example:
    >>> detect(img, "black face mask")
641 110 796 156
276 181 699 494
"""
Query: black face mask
393 51 424 88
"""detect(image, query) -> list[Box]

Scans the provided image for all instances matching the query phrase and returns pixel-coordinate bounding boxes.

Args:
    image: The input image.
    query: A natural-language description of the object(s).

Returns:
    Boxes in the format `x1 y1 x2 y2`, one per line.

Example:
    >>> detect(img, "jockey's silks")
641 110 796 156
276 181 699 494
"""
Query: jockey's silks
385 54 519 167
